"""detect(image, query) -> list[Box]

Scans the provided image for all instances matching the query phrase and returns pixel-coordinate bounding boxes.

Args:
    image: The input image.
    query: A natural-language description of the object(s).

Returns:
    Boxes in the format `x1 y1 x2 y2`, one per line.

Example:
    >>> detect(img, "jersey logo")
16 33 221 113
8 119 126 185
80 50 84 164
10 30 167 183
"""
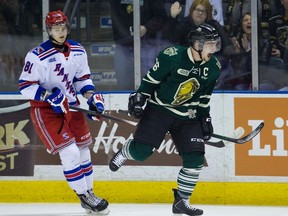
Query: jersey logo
182 66 210 79
177 68 190 76
53 63 76 96
49 57 56 63
163 47 178 56
62 132 70 140
188 109 197 119
172 78 200 105
33 46 44 55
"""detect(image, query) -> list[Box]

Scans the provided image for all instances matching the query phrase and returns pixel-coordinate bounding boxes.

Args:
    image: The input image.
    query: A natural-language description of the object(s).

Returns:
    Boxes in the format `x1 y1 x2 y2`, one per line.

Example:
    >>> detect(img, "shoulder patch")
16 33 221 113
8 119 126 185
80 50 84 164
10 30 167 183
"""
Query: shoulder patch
32 46 45 55
215 58 221 69
163 47 178 56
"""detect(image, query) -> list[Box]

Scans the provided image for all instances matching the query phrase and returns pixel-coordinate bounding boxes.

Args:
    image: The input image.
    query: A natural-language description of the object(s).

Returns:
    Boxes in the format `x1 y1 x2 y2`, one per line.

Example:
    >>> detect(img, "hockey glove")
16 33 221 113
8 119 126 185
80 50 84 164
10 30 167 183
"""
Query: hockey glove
200 116 214 140
87 92 105 121
46 88 67 114
128 92 148 119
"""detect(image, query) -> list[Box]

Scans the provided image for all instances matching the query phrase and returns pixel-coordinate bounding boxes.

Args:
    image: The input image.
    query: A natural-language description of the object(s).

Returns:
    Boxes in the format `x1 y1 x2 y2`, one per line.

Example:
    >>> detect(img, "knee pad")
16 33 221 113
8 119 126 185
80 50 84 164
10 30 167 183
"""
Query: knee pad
180 151 205 168
59 143 81 170
129 140 154 161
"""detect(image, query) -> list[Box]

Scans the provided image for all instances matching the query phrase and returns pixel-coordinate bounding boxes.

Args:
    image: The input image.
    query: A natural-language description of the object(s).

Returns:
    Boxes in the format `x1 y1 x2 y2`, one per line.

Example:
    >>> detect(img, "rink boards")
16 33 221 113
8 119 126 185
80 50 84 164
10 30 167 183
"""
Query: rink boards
1 92 288 205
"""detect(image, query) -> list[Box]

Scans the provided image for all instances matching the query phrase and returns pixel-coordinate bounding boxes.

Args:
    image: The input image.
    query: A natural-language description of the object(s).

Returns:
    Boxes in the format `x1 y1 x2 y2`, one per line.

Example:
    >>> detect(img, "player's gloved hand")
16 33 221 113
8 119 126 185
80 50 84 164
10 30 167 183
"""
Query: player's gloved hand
45 87 67 114
128 92 148 119
200 116 214 140
87 92 105 121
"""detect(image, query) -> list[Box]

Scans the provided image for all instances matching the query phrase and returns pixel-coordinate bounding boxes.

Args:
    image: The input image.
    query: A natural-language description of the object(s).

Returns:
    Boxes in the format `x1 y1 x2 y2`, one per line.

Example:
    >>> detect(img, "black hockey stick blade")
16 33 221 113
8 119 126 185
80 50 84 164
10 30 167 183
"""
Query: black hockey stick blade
69 106 138 126
204 140 225 148
211 122 264 144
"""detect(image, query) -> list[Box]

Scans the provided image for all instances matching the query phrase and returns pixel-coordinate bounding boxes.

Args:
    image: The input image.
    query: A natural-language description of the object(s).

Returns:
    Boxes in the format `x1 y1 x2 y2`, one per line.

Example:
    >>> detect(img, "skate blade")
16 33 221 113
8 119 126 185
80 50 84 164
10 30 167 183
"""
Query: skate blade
85 208 110 215
173 214 202 216
173 211 203 216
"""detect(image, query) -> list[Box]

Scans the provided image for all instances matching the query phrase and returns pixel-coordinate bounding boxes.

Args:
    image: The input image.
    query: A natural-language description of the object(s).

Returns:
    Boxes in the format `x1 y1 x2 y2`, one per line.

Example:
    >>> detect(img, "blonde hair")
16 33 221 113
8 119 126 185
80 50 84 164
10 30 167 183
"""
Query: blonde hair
189 0 213 21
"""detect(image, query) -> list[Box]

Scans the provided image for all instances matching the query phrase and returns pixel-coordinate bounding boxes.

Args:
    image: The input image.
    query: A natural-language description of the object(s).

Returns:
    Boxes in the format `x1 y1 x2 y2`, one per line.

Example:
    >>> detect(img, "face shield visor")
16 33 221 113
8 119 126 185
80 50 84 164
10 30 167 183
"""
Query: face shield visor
202 37 221 53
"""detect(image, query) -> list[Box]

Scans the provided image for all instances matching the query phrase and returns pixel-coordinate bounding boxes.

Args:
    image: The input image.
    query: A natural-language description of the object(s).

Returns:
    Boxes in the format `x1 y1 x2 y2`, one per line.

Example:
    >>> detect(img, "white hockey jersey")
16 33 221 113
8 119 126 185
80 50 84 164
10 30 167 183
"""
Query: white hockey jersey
19 39 95 106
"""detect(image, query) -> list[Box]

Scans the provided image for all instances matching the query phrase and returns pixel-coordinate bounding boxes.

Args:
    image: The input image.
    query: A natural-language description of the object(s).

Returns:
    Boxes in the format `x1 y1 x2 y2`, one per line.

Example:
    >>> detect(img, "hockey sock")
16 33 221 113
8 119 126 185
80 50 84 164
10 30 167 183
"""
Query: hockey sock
80 147 93 191
177 167 202 198
59 143 87 194
123 140 154 161
177 151 204 198
121 140 135 160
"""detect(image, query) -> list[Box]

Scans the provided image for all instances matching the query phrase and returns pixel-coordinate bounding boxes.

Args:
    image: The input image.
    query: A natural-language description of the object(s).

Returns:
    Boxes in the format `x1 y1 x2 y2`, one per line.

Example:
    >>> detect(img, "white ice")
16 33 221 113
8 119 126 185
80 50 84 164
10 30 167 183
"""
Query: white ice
0 204 287 216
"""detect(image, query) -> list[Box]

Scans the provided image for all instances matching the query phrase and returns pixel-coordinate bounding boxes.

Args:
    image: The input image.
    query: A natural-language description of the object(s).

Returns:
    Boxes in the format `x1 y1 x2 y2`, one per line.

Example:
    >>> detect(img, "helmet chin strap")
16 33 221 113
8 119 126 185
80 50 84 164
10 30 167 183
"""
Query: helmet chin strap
192 46 203 60
49 35 68 49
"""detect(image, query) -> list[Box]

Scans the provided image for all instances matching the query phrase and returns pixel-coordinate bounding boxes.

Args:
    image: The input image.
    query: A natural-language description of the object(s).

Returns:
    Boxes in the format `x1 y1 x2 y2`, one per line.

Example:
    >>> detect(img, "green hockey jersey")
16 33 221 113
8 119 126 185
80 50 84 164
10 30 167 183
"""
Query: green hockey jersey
137 45 221 120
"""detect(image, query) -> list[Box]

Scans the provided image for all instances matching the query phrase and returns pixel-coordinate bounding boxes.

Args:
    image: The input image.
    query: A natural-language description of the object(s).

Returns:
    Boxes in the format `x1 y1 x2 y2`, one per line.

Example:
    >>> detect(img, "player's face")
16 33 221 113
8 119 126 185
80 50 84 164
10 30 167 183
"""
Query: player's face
49 24 68 45
201 39 221 61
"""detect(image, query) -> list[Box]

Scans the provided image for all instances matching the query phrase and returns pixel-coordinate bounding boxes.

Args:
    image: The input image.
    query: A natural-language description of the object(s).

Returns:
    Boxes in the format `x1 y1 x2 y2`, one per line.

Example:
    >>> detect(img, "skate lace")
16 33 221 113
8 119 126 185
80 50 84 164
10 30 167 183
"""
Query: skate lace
183 199 197 211
112 151 127 167
86 192 102 206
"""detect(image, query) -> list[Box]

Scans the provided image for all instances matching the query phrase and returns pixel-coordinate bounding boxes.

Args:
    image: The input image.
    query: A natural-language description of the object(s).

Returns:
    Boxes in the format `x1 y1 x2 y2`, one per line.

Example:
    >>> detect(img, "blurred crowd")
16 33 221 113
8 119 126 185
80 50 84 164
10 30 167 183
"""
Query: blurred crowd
0 0 42 91
1 0 288 91
111 0 288 91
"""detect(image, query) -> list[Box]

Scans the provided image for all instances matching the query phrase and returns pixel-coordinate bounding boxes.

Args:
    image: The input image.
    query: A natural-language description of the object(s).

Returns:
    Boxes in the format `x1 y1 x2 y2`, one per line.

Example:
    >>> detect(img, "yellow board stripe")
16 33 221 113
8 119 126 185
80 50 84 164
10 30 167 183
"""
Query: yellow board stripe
0 181 287 205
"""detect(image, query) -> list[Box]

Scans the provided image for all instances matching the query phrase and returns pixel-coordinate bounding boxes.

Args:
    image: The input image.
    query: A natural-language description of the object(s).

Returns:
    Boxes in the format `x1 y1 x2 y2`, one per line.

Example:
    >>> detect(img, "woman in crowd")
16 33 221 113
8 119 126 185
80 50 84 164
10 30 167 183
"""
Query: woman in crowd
163 0 236 58
220 12 273 90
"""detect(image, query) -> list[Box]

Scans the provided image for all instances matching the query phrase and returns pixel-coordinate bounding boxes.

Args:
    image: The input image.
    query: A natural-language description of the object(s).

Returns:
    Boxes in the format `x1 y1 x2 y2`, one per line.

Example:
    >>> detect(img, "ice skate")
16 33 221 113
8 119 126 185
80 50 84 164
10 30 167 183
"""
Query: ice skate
172 188 203 216
78 190 109 215
109 148 127 172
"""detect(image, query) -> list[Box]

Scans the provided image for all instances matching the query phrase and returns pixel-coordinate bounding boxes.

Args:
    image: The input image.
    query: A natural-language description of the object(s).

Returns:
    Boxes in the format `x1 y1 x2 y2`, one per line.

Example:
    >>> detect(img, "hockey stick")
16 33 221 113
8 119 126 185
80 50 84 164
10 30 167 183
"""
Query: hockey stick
204 140 225 148
117 109 264 145
71 106 226 148
211 122 264 144
223 126 245 145
205 126 245 148
69 106 138 126
72 107 263 146
116 109 250 147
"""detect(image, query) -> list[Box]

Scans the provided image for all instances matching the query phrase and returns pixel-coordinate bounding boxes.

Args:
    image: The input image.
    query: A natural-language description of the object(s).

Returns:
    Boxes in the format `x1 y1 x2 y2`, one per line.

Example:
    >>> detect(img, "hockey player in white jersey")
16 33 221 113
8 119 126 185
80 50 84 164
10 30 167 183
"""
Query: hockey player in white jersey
19 10 109 215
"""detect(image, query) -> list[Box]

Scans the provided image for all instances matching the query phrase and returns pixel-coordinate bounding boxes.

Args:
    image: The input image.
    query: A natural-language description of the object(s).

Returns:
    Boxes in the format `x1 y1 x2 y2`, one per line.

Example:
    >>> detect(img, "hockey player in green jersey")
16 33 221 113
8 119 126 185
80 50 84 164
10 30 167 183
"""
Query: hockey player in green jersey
109 23 221 216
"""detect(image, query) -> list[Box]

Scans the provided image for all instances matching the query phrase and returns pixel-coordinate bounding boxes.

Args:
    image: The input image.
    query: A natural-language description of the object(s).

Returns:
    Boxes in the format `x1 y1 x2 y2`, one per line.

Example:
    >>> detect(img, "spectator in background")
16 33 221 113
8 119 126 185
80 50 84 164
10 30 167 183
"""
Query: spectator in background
269 0 288 63
0 0 18 35
268 0 288 90
163 0 238 82
16 0 42 36
217 12 273 90
110 0 167 90
163 0 235 53
185 0 224 25
225 0 276 37
0 0 22 91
